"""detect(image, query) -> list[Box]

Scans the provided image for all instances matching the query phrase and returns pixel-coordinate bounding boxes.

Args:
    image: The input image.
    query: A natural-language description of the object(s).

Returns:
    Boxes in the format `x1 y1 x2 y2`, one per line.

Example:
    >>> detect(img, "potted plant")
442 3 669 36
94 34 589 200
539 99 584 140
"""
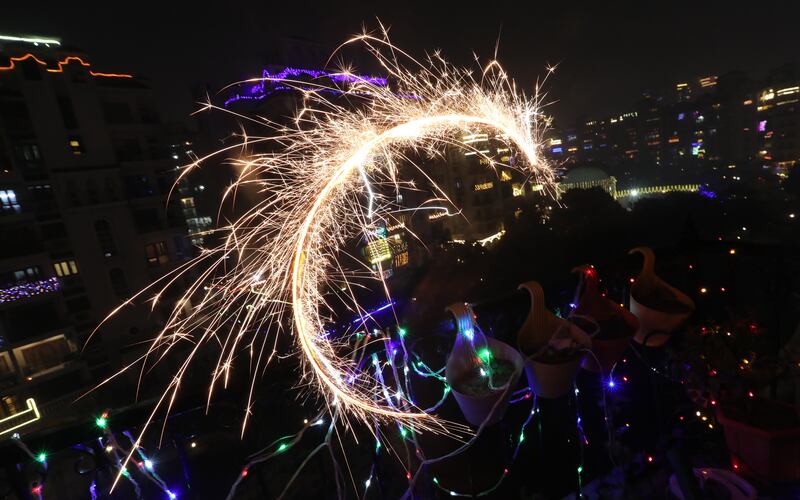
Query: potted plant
629 247 695 346
572 265 639 374
517 281 591 398
445 302 523 427
673 318 800 482
717 397 800 481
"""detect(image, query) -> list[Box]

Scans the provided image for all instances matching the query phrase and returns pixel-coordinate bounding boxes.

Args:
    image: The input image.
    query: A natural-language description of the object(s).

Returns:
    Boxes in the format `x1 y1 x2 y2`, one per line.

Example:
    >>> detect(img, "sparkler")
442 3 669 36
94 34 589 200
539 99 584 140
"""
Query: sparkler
93 25 556 490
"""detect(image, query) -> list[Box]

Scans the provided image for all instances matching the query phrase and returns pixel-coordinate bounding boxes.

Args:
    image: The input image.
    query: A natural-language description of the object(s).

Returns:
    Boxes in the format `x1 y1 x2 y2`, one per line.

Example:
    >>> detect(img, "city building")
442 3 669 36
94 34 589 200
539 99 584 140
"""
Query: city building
426 131 546 244
547 68 775 186
758 63 800 175
0 34 200 435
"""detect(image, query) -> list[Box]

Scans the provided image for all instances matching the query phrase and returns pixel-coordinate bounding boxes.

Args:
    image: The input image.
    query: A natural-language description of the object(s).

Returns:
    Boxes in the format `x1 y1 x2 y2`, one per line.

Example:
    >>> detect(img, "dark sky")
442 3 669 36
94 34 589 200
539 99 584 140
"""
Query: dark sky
5 2 800 127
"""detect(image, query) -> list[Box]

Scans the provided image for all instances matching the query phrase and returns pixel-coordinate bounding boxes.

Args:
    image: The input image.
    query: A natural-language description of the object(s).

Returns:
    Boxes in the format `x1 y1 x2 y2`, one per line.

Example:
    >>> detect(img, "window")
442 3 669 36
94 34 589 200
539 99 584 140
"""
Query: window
138 100 160 124
68 137 85 155
145 241 169 267
123 175 154 198
0 189 21 214
0 266 40 287
0 353 13 378
57 96 78 129
85 178 99 204
27 183 54 201
109 268 129 298
53 260 78 277
393 251 409 268
16 336 71 375
113 136 143 162
65 178 81 207
1 396 20 418
95 220 116 257
14 143 41 164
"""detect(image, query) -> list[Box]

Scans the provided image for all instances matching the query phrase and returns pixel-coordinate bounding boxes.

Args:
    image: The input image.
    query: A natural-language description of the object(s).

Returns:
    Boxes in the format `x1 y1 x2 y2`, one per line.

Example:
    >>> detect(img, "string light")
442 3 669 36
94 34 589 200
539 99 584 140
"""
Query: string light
0 53 132 78
0 277 60 304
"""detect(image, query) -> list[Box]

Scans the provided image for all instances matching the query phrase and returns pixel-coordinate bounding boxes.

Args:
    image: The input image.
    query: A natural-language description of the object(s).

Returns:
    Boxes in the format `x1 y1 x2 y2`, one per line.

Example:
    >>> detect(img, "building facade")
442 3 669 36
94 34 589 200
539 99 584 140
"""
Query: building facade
0 35 196 435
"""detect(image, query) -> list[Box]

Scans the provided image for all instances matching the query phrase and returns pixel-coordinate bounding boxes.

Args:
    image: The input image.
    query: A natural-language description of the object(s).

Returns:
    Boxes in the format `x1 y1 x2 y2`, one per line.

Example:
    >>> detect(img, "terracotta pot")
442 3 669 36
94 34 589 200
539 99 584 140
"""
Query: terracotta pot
444 303 523 427
581 335 631 374
717 399 800 482
570 265 638 374
446 336 523 426
517 281 591 399
522 322 588 398
629 247 694 347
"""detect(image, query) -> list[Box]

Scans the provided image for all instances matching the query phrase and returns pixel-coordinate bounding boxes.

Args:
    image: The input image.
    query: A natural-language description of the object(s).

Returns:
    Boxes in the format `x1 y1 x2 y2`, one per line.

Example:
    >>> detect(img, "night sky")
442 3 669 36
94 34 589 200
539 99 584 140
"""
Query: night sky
5 3 800 127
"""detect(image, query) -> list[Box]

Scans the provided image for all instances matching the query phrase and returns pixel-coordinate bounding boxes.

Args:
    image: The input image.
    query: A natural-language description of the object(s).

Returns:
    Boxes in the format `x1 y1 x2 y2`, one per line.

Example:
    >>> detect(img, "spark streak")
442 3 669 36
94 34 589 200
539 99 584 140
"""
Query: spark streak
97 26 556 490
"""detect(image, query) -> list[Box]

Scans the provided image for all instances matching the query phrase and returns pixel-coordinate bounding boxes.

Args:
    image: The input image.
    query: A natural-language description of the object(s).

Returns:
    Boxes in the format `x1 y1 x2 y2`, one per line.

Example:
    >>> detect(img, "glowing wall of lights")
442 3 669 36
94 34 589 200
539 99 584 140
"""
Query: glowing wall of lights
0 277 60 304
365 239 392 265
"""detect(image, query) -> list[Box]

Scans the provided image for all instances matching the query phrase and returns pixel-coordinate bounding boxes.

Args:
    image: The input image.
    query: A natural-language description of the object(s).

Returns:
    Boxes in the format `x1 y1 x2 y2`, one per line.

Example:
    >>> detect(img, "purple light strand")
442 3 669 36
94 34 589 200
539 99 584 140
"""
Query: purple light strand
224 67 388 107
0 277 60 304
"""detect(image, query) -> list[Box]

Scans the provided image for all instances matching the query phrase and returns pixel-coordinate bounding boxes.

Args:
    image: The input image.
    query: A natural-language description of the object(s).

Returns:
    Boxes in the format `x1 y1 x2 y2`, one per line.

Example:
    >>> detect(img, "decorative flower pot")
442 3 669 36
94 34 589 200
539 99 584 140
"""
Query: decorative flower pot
629 247 695 347
571 265 639 374
517 281 591 399
445 303 523 427
717 398 800 482
668 468 756 500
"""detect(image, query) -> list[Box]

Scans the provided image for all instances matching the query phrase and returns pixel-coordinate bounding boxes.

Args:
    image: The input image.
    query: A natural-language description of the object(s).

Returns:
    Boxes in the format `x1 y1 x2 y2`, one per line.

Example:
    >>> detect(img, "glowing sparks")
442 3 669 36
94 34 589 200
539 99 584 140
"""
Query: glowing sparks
97 27 555 490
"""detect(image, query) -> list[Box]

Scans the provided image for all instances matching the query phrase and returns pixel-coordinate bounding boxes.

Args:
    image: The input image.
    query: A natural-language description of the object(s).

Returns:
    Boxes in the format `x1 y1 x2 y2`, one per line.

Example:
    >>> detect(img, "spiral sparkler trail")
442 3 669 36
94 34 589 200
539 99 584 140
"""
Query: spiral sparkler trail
96 26 557 489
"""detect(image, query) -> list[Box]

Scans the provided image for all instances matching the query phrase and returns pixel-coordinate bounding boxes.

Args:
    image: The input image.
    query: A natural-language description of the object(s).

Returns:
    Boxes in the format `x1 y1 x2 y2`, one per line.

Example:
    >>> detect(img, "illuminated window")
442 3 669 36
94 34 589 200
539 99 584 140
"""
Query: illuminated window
0 189 21 214
15 336 71 376
68 137 85 155
145 241 170 267
4 266 40 286
758 120 767 133
393 251 409 267
365 239 391 265
474 181 493 191
53 260 78 277
512 183 525 197
500 170 512 181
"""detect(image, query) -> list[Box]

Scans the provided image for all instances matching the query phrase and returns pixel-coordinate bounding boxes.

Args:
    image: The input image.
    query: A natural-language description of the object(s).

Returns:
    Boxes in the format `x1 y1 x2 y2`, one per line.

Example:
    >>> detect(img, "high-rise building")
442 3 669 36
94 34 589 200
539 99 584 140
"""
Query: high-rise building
0 35 196 434
427 132 542 243
757 63 800 175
